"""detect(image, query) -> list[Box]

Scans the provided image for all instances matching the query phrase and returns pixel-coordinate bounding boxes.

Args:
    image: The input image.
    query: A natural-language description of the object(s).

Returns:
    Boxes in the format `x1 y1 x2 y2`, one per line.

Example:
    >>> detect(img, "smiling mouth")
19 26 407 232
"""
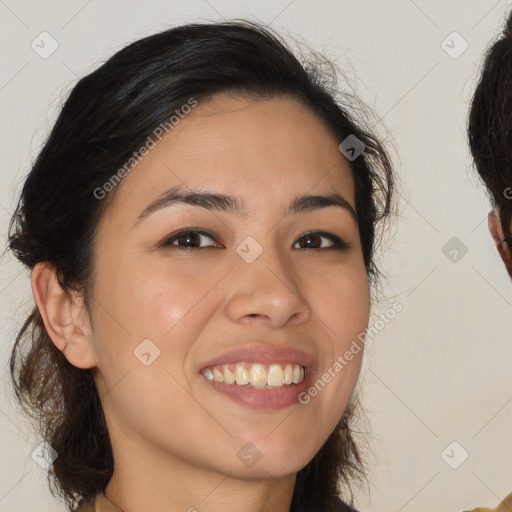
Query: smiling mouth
200 362 306 389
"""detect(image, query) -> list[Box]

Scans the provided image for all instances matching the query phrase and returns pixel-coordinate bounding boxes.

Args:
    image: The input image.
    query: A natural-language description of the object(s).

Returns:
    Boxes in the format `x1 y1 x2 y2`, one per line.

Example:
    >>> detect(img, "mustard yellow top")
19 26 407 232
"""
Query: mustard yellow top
77 491 122 512
464 493 512 512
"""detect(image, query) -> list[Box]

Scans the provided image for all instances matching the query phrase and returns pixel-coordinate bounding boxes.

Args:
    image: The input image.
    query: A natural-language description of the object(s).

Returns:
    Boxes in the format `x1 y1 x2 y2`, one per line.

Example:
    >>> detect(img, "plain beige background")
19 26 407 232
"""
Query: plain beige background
1 1 511 511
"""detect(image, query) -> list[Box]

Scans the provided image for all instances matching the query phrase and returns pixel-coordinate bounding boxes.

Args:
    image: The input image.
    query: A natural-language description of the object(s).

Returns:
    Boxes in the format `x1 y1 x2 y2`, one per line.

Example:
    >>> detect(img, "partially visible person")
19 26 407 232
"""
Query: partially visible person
465 8 512 512
468 10 512 279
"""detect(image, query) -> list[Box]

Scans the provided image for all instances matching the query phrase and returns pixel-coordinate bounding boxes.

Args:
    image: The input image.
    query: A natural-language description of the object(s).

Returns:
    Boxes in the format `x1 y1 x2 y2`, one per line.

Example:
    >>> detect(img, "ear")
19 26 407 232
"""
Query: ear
487 209 512 276
31 262 98 369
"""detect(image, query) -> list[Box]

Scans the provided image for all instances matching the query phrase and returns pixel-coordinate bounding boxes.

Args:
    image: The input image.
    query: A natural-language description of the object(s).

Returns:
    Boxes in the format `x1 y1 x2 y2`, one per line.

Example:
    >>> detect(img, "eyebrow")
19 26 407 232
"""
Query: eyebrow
132 185 358 228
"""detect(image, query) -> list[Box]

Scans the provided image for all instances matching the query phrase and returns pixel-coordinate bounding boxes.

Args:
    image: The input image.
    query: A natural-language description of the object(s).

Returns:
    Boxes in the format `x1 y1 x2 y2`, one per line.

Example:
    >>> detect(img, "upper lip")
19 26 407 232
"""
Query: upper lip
199 344 316 371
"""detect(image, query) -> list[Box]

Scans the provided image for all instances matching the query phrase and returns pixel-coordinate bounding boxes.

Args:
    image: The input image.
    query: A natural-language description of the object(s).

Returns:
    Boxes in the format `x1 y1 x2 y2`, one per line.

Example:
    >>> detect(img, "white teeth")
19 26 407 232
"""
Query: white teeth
201 362 306 388
293 365 301 384
267 364 284 386
224 367 236 384
284 364 293 385
250 363 267 386
213 368 224 382
235 364 250 385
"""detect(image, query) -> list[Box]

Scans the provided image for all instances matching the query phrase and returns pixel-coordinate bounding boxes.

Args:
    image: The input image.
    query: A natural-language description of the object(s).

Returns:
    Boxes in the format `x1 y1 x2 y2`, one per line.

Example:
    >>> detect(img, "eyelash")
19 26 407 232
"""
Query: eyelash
160 229 351 251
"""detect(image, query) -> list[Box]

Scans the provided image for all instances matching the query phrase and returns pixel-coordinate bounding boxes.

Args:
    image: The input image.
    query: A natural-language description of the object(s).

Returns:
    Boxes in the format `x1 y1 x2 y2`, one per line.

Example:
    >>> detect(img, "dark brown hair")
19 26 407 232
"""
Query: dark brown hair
468 9 512 243
8 19 394 512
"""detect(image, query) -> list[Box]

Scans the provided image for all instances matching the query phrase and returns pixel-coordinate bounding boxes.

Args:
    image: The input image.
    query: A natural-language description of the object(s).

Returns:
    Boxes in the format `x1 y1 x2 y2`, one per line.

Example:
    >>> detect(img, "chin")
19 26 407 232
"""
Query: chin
244 444 317 479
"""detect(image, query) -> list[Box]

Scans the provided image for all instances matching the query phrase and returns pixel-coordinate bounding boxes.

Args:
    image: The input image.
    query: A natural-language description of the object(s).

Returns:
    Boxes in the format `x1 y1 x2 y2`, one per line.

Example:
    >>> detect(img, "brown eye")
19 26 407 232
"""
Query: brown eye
293 231 350 250
162 230 221 249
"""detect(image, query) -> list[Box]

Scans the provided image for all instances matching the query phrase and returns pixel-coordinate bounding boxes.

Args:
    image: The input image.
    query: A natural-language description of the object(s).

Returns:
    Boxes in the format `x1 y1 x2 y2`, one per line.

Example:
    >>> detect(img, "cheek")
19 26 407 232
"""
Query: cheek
90 261 220 444
89 256 216 394
312 259 371 346
302 261 370 409
98 255 218 336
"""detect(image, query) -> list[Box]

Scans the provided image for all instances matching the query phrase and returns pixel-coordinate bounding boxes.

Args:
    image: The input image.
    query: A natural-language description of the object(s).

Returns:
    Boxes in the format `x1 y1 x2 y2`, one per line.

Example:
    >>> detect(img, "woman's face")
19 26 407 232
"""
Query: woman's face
87 93 371 480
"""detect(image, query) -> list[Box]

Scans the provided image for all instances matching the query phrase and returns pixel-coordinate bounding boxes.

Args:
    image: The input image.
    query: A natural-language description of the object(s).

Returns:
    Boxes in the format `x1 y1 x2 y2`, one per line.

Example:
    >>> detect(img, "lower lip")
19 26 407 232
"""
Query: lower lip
201 369 315 410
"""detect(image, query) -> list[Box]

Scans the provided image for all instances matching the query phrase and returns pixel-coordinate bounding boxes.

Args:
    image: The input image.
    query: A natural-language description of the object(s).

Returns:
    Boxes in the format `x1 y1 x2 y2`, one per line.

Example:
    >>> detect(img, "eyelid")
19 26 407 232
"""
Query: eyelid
159 228 222 248
294 230 351 250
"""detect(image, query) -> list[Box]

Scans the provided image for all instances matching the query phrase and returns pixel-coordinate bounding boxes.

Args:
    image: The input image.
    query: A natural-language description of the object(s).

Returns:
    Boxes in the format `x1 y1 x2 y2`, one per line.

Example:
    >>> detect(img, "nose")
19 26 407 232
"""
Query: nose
223 246 312 329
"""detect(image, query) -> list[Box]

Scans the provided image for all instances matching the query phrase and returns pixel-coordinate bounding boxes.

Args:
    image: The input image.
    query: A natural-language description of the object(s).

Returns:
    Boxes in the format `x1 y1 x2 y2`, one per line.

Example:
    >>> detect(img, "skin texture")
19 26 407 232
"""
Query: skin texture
487 210 512 277
31 94 371 512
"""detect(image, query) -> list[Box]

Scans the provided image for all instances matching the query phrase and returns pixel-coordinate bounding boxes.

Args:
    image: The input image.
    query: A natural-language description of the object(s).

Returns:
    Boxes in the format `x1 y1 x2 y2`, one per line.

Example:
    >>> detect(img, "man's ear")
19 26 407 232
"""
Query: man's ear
487 209 512 276
31 262 98 369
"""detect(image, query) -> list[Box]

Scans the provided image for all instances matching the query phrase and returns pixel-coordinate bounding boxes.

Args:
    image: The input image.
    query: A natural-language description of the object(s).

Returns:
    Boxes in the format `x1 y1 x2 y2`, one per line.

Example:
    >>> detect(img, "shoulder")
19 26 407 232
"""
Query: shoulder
463 493 512 512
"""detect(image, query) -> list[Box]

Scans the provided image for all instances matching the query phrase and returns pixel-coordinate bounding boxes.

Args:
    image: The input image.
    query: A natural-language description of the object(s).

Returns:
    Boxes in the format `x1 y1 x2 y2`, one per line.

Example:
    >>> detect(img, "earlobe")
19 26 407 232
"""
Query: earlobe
487 209 512 276
31 262 98 369
487 209 504 244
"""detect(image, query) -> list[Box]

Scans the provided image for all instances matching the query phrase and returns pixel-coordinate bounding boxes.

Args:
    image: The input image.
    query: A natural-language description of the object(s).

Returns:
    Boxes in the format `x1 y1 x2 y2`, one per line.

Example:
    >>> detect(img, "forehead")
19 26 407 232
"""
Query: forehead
104 94 356 224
